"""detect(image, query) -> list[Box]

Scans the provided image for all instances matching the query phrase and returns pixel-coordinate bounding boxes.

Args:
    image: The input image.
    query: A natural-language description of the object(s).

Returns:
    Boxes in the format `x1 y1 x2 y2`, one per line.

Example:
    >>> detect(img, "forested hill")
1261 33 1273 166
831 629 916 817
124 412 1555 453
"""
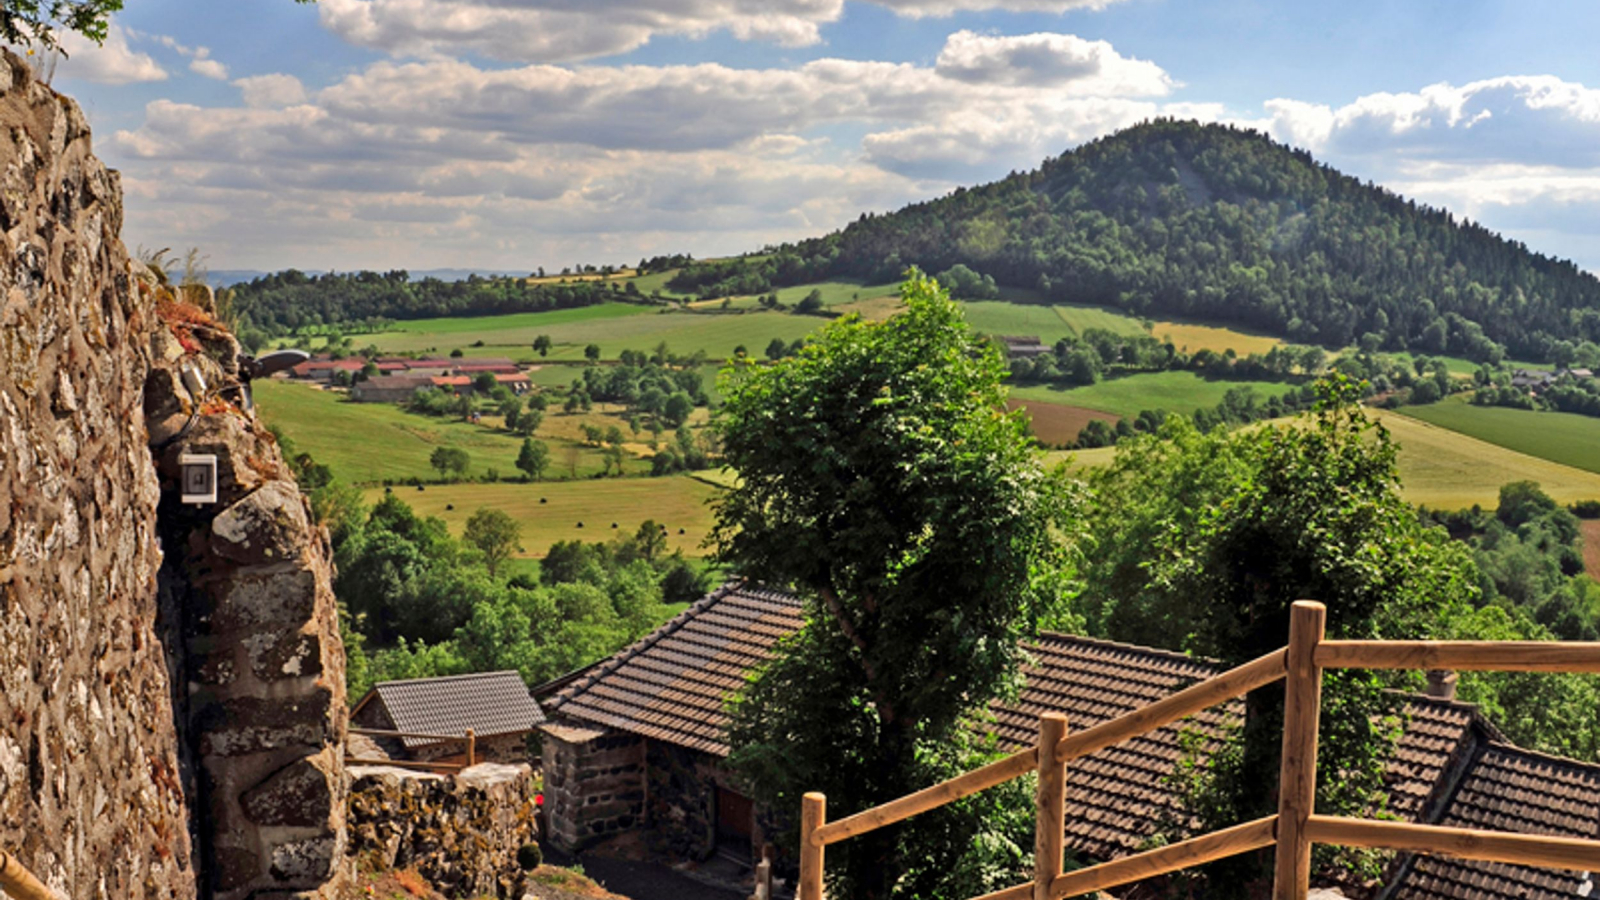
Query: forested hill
707 120 1600 360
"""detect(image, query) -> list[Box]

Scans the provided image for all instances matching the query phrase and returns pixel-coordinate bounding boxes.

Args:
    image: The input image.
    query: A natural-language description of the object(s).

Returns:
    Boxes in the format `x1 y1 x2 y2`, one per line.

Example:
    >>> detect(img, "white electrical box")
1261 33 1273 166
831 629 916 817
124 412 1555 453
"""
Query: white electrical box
180 453 218 505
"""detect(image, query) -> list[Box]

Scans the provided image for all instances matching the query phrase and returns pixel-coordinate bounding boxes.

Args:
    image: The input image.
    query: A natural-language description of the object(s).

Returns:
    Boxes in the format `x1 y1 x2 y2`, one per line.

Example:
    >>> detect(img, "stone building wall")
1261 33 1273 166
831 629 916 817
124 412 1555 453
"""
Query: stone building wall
346 763 538 899
0 50 196 900
0 49 348 900
539 723 645 850
645 741 719 861
145 279 350 898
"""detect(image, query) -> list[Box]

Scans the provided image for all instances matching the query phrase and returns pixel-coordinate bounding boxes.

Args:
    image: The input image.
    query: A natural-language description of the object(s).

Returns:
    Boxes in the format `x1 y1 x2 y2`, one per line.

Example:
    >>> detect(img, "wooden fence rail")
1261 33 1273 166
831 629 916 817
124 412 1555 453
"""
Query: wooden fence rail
795 601 1600 900
0 850 61 900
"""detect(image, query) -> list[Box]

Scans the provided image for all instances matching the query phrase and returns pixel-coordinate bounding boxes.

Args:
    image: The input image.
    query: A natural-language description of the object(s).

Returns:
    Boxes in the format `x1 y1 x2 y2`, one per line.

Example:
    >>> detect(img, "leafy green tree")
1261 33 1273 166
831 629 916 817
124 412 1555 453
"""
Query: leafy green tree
796 289 824 314
515 405 543 436
428 446 471 480
634 520 667 561
1075 380 1481 891
533 335 552 357
661 391 694 426
463 507 523 578
584 343 601 362
717 271 1074 899
765 337 787 360
516 438 550 482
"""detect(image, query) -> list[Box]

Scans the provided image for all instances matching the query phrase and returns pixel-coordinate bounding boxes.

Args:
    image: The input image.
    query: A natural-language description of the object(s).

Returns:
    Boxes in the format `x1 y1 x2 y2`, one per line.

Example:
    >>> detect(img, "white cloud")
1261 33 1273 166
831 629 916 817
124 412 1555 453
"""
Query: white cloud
234 73 308 108
190 57 229 80
935 30 1172 93
1263 76 1600 168
873 0 1123 16
316 0 844 63
314 0 1135 63
50 26 167 85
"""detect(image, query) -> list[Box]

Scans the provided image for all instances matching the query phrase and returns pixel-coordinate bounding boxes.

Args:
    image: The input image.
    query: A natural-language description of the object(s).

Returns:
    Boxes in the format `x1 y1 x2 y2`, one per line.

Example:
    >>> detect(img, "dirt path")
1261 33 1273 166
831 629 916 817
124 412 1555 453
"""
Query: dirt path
1582 519 1600 580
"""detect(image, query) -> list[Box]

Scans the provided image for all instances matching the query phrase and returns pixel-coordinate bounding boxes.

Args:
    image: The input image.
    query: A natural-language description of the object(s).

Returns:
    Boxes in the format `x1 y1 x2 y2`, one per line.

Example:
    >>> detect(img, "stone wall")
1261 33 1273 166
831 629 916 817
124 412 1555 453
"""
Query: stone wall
144 278 350 898
539 723 645 851
0 51 196 900
0 50 348 900
346 763 537 899
645 741 718 861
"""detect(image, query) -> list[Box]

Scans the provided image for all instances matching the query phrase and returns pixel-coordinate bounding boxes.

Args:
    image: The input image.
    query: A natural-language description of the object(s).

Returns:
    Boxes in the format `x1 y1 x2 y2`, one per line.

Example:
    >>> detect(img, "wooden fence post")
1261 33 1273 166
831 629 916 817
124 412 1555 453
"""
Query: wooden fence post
466 728 476 767
801 792 826 900
1035 713 1068 900
1273 600 1326 900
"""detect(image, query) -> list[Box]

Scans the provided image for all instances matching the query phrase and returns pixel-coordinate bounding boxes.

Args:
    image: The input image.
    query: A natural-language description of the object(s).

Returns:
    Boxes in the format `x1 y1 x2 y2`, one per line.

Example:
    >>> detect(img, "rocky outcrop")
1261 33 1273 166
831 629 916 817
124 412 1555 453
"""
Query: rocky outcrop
0 50 348 900
347 763 538 899
0 50 196 900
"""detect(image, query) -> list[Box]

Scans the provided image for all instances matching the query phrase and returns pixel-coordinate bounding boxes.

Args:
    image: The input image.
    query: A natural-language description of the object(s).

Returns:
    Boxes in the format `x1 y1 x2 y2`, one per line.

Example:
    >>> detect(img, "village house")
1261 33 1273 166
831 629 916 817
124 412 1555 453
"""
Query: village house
536 581 1600 898
350 373 436 403
997 335 1051 359
350 670 545 765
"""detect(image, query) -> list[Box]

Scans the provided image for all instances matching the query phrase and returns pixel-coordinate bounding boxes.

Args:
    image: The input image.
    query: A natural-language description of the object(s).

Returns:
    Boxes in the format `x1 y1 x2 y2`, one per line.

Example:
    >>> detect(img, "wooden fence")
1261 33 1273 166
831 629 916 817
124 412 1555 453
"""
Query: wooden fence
797 601 1600 900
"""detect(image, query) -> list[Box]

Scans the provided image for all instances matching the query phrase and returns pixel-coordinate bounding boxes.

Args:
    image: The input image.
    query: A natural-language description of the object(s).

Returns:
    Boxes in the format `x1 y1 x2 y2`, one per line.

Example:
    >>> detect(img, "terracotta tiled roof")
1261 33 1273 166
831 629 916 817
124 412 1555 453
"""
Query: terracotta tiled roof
546 582 805 755
359 670 545 749
1389 743 1600 900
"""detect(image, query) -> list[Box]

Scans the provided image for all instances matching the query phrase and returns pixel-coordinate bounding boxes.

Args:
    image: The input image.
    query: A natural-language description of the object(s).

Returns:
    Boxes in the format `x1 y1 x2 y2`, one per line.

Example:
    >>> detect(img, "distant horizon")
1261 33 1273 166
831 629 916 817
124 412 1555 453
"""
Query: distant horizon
42 0 1600 273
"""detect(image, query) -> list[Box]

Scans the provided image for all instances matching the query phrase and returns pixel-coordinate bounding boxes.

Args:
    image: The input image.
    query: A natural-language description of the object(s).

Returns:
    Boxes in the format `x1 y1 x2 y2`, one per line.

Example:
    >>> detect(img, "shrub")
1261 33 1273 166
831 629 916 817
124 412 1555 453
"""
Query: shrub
517 842 543 870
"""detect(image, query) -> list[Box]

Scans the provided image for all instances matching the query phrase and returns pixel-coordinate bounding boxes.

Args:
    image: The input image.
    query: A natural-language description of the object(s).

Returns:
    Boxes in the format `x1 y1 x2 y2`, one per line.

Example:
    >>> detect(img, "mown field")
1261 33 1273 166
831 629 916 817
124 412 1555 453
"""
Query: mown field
253 379 650 484
1005 399 1117 446
1046 409 1600 510
1152 321 1281 356
1009 371 1299 418
1394 398 1600 475
360 476 723 559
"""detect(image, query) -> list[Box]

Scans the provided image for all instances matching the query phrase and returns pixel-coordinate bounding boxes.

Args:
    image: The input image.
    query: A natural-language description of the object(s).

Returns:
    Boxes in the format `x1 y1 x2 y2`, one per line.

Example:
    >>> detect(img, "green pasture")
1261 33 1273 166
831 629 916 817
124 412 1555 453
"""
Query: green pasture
365 304 824 362
1394 398 1600 475
361 476 724 559
253 379 646 485
1046 409 1600 510
1009 371 1299 418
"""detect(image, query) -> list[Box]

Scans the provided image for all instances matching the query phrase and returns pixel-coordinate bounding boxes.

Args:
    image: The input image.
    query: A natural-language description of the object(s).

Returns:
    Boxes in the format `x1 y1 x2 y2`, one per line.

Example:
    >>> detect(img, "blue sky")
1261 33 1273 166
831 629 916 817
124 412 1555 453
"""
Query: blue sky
36 0 1600 273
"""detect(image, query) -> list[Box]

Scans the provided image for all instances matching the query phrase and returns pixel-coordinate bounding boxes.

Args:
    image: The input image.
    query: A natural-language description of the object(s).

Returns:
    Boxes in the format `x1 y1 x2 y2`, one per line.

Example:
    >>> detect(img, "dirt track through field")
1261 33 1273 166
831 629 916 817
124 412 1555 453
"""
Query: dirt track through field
1582 519 1600 580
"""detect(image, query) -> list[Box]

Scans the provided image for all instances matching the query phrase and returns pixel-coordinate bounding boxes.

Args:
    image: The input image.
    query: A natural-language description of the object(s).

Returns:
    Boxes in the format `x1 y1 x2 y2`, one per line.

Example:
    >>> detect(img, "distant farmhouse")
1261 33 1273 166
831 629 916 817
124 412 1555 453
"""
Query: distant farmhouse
536 581 1600 897
350 671 545 766
286 353 536 402
997 335 1051 359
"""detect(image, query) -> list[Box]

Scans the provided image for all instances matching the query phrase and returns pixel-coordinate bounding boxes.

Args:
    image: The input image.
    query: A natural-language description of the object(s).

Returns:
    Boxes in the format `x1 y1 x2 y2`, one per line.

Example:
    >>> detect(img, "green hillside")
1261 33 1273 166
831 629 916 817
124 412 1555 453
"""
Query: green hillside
676 120 1600 363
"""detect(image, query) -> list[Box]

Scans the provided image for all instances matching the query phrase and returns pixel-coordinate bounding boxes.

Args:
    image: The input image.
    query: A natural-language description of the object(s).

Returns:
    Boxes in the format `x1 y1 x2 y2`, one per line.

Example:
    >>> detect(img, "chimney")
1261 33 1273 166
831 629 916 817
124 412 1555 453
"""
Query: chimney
1425 669 1457 701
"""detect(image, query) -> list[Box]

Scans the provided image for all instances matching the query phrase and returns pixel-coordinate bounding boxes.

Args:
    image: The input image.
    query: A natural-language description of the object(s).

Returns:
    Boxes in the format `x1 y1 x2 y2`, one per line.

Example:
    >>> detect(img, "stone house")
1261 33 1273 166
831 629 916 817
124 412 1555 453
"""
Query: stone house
351 671 545 765
538 581 1600 899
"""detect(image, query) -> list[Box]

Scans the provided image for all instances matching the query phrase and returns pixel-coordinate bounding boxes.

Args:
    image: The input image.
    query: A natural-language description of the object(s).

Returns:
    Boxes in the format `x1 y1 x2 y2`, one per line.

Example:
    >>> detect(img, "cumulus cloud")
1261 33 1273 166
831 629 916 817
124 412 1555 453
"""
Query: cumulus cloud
190 57 229 80
234 73 309 108
50 26 167 84
314 0 1137 63
1263 76 1600 168
317 0 844 63
934 30 1172 93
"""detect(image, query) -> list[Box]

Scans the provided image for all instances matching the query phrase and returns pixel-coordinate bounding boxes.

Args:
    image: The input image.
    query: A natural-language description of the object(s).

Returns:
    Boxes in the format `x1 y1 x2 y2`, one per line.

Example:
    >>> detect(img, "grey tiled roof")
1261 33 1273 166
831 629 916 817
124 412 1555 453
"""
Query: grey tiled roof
366 670 544 749
1390 743 1600 900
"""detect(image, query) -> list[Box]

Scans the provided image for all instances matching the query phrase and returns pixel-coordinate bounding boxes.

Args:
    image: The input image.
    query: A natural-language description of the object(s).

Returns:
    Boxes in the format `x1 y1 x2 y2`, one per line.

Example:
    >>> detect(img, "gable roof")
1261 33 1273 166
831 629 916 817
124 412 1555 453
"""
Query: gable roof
546 582 804 755
357 670 545 749
1388 742 1600 900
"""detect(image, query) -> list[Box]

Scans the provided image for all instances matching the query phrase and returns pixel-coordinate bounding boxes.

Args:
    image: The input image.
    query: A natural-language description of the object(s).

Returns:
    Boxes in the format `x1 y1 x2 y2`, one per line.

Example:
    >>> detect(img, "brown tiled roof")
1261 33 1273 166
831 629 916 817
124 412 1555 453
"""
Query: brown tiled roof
547 582 1596 872
360 670 545 749
546 582 805 755
1389 743 1600 900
